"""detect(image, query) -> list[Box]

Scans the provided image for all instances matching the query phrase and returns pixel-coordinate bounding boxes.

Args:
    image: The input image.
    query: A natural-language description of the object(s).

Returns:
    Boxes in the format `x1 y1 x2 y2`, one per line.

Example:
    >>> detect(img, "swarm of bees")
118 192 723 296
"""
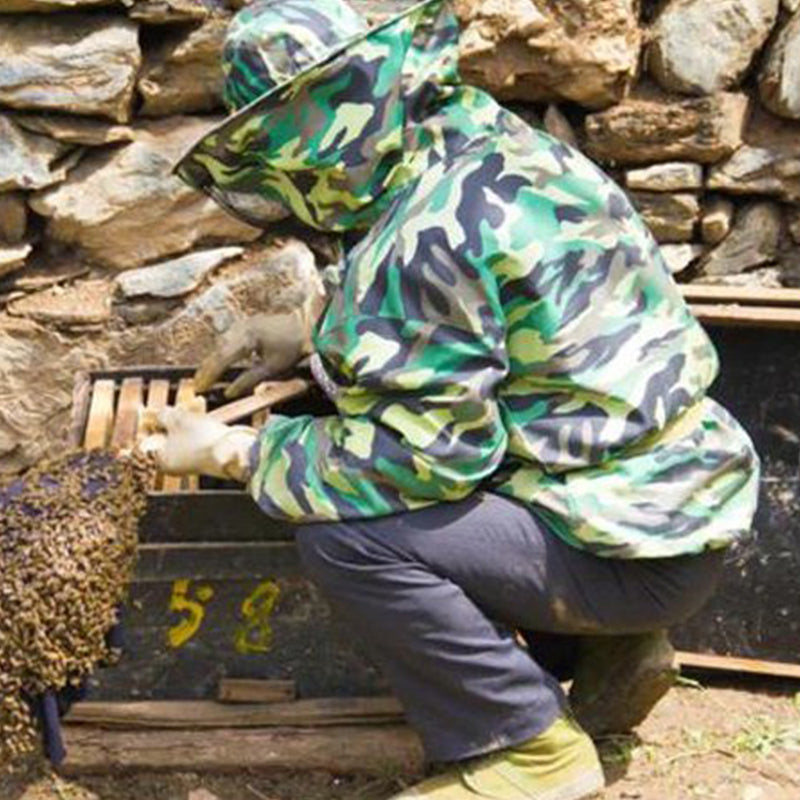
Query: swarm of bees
0 450 154 769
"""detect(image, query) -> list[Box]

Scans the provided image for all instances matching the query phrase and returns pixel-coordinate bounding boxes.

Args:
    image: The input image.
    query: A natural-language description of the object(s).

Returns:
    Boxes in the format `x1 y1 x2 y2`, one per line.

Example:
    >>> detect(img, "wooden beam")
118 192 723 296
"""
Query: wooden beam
689 303 800 329
61 724 423 775
217 678 297 705
65 697 405 729
681 285 800 307
676 651 800 680
208 378 310 425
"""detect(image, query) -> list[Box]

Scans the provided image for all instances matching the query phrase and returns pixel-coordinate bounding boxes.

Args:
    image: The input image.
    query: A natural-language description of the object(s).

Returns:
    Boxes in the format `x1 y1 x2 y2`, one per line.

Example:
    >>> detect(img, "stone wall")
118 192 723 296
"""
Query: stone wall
1 0 799 474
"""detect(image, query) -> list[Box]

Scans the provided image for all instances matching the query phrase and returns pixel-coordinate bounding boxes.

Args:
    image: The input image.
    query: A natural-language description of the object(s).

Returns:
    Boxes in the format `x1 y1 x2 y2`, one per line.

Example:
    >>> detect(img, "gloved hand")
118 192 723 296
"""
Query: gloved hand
194 307 313 399
139 406 257 483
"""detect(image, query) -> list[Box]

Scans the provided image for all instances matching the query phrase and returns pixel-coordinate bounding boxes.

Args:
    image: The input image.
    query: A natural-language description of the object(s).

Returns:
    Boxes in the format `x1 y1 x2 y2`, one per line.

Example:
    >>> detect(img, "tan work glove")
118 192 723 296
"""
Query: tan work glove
139 407 257 483
194 308 312 399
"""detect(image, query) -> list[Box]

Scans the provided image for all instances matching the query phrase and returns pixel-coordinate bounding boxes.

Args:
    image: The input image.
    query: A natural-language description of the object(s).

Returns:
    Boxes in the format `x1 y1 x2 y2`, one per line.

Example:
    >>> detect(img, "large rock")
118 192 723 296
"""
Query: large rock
698 202 782 276
707 108 800 201
114 246 244 300
30 117 261 272
127 0 215 23
7 279 112 326
0 0 115 9
453 0 641 109
625 162 703 192
630 192 700 242
139 17 228 117
0 317 107 475
701 196 735 244
0 193 27 244
759 11 800 119
585 92 749 165
0 244 32 279
11 113 135 146
660 243 704 275
0 116 73 191
0 15 140 123
649 0 779 95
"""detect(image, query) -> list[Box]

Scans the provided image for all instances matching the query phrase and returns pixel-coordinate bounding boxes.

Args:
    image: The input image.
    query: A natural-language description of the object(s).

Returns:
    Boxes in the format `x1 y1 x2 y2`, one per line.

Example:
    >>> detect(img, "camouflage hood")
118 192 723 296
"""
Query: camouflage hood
175 0 460 232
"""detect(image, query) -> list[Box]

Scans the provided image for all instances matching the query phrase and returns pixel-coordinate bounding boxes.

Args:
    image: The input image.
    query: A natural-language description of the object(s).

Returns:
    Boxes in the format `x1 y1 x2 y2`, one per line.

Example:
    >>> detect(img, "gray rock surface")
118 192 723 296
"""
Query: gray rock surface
707 108 800 201
626 162 703 192
699 202 782 276
759 10 800 119
454 0 641 109
30 117 261 272
630 192 700 242
649 0 779 95
0 194 27 244
585 92 749 165
115 246 244 299
0 15 140 122
139 17 228 117
701 197 736 245
659 243 704 275
0 317 107 474
11 114 135 146
0 116 72 192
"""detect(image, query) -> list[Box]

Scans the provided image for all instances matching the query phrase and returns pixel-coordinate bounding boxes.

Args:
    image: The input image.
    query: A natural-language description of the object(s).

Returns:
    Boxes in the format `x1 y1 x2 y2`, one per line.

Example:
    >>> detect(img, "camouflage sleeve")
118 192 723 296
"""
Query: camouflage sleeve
248 267 509 521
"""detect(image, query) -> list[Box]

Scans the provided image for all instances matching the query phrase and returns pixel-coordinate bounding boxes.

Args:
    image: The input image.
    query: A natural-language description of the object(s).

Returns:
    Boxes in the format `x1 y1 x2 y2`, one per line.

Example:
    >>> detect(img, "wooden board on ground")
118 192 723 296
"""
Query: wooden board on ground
217 678 297 704
61 724 423 775
66 697 404 728
676 651 800 680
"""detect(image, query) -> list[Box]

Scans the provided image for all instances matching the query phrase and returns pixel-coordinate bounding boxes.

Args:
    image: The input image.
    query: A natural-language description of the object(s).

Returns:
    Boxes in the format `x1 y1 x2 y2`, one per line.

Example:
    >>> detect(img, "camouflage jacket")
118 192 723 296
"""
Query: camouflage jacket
226 0 758 557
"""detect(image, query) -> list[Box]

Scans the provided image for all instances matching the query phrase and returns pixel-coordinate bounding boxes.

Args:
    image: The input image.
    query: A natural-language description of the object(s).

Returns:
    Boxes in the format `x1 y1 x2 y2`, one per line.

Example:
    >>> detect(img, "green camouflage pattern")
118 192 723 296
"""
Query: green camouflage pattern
178 0 759 558
221 0 367 112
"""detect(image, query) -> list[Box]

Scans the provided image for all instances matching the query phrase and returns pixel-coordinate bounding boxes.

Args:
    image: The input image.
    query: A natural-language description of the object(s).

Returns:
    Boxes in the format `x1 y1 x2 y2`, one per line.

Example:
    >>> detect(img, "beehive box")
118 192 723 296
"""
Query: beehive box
70 368 387 701
71 325 800 702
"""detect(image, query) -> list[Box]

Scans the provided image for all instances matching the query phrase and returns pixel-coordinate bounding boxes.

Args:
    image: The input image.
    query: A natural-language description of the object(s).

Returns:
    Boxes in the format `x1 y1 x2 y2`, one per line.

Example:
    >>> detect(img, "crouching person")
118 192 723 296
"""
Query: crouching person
143 1 760 797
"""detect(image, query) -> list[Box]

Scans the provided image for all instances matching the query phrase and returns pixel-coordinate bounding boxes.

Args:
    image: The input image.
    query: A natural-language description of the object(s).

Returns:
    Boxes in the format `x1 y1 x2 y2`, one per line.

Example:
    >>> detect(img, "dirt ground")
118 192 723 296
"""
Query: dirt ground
3 681 799 800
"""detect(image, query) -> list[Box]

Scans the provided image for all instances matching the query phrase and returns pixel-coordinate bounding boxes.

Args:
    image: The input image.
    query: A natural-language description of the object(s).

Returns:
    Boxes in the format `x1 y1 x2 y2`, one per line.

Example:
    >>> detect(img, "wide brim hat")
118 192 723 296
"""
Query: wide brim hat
174 0 443 220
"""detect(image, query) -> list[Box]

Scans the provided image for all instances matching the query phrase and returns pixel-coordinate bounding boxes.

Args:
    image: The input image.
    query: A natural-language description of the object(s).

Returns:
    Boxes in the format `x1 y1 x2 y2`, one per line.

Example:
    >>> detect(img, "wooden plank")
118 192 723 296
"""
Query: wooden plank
163 379 204 493
676 651 800 680
110 377 144 450
208 378 310 425
217 678 297 705
681 284 800 307
61 724 423 775
690 303 800 329
83 379 116 450
65 697 404 729
146 379 170 491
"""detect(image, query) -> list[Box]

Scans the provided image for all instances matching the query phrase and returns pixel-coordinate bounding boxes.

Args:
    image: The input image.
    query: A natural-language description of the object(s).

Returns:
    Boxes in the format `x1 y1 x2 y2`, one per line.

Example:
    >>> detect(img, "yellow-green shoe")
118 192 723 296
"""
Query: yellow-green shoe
391 714 604 799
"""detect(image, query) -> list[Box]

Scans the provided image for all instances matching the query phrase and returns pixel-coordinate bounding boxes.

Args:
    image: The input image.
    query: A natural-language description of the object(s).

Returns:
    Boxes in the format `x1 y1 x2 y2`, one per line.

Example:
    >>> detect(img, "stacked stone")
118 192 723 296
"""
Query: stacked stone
1 0 800 474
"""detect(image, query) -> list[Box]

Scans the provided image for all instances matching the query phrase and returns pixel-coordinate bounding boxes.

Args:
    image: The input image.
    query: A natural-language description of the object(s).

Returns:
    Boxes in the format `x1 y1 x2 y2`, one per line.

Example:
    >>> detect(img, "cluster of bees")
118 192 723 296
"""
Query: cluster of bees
0 450 154 769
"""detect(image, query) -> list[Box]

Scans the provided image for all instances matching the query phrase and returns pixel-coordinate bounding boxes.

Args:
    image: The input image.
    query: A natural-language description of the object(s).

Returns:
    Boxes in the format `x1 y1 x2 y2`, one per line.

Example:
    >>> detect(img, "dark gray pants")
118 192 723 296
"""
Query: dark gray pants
295 493 725 762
